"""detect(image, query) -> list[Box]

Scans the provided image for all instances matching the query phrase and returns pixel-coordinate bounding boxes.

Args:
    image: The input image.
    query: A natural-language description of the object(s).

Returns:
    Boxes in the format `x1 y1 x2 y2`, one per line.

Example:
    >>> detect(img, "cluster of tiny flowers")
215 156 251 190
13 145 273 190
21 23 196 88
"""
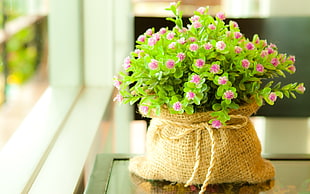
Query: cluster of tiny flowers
191 75 201 84
113 2 305 128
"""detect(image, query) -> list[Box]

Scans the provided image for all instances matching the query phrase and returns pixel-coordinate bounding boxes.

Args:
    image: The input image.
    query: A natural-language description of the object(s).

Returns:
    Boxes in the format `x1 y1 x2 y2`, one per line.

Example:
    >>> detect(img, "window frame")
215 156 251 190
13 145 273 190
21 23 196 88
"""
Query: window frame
0 0 133 193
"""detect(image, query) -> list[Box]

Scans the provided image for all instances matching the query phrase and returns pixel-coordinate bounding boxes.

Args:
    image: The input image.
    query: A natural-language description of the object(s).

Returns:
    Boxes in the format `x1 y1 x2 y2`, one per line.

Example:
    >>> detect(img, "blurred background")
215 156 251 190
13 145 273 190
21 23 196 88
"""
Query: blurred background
0 1 309 192
0 0 48 149
1 0 310 153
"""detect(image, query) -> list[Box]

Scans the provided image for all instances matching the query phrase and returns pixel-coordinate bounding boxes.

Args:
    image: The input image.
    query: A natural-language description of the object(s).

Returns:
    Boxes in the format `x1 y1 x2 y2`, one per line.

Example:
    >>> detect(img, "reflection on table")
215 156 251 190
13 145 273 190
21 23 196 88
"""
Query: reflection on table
85 154 310 194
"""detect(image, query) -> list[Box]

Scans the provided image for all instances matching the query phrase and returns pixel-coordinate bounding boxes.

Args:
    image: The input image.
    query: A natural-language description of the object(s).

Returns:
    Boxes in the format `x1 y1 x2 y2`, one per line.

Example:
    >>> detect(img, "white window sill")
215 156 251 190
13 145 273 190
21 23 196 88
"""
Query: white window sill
0 85 113 194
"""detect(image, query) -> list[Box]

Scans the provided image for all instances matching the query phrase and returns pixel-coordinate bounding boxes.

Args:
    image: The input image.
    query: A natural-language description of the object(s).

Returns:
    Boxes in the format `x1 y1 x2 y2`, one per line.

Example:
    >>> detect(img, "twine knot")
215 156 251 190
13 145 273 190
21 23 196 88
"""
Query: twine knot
156 114 249 194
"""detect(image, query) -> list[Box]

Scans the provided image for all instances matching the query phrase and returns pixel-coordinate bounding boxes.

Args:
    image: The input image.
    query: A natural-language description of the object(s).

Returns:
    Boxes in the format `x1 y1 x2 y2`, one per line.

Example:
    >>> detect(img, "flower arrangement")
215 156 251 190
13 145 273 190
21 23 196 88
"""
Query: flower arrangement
113 2 305 128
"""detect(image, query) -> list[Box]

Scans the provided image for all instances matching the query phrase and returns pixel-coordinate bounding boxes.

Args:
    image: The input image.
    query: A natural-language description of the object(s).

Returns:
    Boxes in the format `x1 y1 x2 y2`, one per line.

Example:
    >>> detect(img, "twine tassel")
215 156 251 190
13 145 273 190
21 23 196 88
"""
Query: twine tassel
199 126 216 194
185 129 202 187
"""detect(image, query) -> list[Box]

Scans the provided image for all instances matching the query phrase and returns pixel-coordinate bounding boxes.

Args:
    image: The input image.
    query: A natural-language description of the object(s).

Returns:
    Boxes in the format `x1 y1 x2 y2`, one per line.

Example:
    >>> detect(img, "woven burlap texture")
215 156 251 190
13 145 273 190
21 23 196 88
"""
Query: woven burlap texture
129 103 275 191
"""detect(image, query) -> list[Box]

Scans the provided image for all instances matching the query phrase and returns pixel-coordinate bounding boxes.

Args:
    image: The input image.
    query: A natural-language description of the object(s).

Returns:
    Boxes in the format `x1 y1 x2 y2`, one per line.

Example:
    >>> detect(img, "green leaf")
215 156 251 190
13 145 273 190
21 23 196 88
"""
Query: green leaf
290 91 296 99
130 96 140 105
184 105 194 114
262 87 271 96
276 70 286 77
212 103 222 111
283 90 290 98
264 81 274 88
216 85 225 96
263 95 274 105
275 91 283 99
239 82 246 90
254 94 263 106
136 87 146 95
274 82 281 89
166 17 176 23
228 102 239 109
193 96 201 105
174 68 183 78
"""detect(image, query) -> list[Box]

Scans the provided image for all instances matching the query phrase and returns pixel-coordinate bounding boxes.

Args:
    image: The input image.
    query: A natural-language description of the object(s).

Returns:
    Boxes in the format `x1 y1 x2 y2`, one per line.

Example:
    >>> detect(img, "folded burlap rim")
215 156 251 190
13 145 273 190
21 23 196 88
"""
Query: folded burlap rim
141 102 260 123
139 102 261 194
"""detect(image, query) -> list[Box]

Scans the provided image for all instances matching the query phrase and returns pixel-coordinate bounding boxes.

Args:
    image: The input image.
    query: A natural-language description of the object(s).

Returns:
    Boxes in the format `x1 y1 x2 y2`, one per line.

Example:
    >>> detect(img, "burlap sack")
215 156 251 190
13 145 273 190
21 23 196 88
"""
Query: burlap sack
129 103 275 193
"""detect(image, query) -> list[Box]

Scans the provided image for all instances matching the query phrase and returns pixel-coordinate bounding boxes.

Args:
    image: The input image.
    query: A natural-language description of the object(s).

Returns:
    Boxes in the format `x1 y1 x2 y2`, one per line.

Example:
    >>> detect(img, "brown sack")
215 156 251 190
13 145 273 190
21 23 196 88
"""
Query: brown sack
129 103 275 192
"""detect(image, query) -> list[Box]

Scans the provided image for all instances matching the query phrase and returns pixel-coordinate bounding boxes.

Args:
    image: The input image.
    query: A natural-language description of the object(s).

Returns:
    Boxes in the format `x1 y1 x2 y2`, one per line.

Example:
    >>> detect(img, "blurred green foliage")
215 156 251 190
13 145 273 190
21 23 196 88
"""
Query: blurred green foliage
0 2 39 85
6 26 38 84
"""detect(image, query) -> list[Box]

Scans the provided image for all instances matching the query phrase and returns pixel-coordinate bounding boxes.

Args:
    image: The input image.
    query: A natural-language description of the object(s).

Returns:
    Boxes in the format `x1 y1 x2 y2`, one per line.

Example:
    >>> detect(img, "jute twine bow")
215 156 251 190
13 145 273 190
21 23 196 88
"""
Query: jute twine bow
156 114 249 194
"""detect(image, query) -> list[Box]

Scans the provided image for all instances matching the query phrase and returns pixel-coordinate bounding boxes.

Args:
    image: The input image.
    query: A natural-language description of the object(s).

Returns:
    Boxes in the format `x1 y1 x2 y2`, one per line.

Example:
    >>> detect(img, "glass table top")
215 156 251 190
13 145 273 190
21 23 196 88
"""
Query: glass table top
85 154 310 194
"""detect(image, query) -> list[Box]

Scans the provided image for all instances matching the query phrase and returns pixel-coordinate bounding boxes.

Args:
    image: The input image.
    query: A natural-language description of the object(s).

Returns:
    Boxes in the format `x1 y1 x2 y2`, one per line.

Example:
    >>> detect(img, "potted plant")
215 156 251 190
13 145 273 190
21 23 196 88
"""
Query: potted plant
113 2 305 193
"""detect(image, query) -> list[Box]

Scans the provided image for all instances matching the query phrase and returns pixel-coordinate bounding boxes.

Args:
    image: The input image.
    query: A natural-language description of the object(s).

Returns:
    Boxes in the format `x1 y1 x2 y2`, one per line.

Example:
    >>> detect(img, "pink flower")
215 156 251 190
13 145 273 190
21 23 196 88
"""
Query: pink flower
218 76 228 85
148 59 159 70
166 59 175 69
124 56 130 64
188 37 196 42
178 37 186 44
234 46 242 54
134 49 140 54
268 92 277 102
216 12 226 20
139 106 149 115
262 40 268 47
134 49 142 58
189 185 197 191
190 15 200 22
178 27 188 33
166 32 175 40
254 36 260 44
123 63 131 70
191 75 201 84
267 47 274 54
216 41 226 50
224 90 235 100
271 58 280 67
186 92 195 100
288 65 296 73
177 52 186 61
210 64 220 74
195 59 205 68
212 119 222 129
231 21 239 28
159 28 167 34
204 43 213 50
260 50 268 58
296 84 306 93
256 64 264 72
189 43 199 51
145 28 153 36
234 32 242 39
123 56 131 70
152 33 160 41
193 21 202 28
279 54 286 63
168 42 176 49
197 7 206 14
136 49 144 58
113 94 123 102
113 78 122 90
269 43 277 49
173 101 182 111
208 24 216 30
137 35 146 42
241 59 250 69
245 42 255 50
148 37 157 46
288 55 296 63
